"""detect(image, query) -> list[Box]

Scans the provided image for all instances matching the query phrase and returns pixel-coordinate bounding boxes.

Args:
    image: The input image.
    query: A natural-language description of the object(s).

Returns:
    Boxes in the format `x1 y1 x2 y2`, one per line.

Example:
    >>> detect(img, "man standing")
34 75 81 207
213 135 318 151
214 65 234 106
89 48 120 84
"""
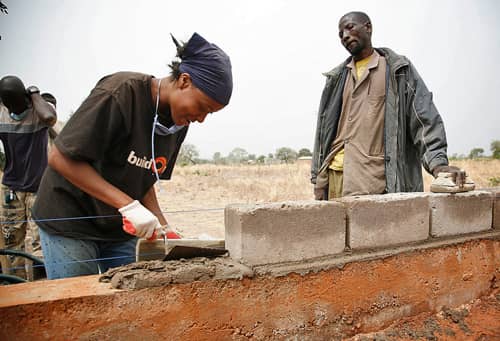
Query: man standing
0 76 57 279
311 11 465 200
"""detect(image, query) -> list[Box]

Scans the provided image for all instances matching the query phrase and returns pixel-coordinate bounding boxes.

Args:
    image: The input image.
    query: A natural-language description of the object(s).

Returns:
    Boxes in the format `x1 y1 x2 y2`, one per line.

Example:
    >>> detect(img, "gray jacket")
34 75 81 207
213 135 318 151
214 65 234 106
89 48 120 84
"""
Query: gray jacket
311 47 449 193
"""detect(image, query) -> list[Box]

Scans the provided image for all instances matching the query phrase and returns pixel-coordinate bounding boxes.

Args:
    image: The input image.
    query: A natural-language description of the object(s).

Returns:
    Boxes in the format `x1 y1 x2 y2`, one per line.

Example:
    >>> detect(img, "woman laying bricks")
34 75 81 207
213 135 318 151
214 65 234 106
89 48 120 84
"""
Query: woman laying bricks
32 33 233 279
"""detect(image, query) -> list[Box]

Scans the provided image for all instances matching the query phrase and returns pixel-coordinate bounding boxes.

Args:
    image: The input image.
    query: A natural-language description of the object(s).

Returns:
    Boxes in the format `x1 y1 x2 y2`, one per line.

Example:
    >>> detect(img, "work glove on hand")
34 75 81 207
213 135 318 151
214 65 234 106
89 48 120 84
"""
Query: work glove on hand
119 200 161 240
150 224 182 240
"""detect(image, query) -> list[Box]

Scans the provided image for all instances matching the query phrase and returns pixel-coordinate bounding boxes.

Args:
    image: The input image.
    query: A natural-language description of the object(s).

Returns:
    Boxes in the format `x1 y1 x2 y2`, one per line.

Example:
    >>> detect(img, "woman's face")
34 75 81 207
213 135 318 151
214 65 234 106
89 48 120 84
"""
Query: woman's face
169 74 225 126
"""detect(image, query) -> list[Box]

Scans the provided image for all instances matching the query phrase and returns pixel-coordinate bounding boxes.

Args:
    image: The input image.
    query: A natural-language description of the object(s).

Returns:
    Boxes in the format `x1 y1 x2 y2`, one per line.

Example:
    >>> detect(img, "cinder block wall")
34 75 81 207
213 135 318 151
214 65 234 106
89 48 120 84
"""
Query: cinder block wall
225 190 497 266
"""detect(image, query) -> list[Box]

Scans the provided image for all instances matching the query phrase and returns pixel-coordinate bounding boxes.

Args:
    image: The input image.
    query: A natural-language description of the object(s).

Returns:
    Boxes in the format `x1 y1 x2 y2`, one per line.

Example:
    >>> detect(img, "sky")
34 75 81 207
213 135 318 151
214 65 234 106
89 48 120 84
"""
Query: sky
0 0 499 159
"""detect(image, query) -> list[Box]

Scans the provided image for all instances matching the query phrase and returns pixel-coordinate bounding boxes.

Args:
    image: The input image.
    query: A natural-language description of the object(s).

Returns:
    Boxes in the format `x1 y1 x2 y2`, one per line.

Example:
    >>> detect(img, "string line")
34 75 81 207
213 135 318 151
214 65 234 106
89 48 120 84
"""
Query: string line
0 206 227 275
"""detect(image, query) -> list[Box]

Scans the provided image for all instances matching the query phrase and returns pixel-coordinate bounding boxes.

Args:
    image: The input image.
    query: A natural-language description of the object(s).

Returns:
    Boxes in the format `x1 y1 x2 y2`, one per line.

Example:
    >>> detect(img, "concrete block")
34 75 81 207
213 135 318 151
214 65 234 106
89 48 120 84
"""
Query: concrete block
225 201 346 266
430 191 493 237
341 193 429 250
481 187 500 229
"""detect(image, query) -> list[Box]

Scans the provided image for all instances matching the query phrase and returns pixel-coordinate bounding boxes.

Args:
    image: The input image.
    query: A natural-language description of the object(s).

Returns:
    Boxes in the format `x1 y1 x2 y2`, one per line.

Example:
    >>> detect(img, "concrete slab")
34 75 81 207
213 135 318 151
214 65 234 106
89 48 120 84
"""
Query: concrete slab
340 193 429 250
225 200 346 265
430 191 493 237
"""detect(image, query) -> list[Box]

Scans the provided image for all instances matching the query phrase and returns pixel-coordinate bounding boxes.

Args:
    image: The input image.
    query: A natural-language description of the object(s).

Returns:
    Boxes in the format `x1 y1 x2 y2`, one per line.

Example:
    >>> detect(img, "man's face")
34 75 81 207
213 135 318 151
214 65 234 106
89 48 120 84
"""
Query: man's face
338 15 372 57
169 75 225 126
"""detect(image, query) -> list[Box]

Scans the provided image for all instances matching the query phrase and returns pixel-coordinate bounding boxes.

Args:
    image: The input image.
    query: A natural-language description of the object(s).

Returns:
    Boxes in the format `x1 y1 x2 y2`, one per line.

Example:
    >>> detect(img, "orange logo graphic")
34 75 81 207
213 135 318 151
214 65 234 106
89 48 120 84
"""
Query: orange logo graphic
152 156 168 174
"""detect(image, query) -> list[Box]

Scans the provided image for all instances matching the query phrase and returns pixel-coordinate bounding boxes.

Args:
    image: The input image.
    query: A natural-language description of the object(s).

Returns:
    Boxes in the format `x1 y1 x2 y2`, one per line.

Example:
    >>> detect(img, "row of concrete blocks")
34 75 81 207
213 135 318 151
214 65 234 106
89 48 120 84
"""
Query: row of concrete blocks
225 189 500 266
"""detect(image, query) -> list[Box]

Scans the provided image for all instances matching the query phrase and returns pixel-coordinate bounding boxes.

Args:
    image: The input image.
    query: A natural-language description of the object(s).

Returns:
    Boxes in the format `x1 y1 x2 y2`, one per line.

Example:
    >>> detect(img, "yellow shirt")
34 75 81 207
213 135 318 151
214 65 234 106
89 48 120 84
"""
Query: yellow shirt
355 55 371 80
329 148 344 171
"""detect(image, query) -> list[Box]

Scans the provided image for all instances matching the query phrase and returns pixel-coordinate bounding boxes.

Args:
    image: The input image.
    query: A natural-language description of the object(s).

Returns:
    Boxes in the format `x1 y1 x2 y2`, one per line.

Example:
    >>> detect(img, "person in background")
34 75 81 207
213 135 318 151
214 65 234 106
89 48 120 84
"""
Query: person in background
0 76 57 280
311 11 466 200
32 32 233 279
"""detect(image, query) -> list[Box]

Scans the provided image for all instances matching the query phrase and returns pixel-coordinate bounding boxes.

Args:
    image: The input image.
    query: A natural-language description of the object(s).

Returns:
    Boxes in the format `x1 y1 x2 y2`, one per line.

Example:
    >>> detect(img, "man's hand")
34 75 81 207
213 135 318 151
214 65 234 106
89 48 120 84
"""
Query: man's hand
119 200 161 239
28 87 57 127
432 165 466 187
314 187 327 200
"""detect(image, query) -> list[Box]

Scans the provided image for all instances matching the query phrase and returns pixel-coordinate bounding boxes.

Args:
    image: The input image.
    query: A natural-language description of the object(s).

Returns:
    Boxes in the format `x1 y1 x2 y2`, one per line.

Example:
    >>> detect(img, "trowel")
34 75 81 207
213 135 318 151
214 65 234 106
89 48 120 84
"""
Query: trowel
430 172 475 193
136 232 226 262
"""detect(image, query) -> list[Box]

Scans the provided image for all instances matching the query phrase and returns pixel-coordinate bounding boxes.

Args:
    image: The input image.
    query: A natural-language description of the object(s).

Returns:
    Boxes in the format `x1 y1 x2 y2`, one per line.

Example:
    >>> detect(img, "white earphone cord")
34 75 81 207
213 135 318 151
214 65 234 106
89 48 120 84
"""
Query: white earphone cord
151 78 162 190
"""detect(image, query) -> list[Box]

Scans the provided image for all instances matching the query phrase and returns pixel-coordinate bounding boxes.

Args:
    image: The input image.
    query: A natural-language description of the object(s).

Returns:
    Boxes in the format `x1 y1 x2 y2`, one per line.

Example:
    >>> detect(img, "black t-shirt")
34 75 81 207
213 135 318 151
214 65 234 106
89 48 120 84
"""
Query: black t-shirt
32 72 188 241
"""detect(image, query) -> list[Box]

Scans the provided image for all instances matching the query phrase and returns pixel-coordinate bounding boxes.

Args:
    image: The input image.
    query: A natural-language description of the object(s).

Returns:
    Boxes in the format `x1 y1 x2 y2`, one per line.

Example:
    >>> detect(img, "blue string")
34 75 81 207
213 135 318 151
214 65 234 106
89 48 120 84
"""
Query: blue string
0 207 225 225
0 206 226 274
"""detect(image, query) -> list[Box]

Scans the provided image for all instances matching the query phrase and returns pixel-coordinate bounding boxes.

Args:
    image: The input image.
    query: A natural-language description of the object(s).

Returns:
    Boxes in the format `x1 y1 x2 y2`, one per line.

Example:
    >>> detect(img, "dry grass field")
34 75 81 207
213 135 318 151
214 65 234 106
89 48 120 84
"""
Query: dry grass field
158 159 500 239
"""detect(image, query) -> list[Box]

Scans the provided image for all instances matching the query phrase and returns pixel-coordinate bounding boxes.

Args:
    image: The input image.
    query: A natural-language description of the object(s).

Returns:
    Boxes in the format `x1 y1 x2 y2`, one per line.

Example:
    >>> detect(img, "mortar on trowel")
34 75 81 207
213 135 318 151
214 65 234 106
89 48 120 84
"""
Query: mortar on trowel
136 230 226 262
430 171 475 193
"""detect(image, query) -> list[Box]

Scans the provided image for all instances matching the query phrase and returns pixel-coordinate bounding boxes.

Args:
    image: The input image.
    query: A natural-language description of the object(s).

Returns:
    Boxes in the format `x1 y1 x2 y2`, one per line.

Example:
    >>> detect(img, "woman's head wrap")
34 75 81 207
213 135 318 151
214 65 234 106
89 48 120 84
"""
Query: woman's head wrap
172 33 233 106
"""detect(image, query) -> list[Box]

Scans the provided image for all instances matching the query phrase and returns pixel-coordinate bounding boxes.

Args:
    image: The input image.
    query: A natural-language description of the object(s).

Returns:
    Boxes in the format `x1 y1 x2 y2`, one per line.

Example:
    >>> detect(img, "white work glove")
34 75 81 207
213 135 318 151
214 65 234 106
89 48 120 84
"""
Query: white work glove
119 200 161 239
149 224 183 240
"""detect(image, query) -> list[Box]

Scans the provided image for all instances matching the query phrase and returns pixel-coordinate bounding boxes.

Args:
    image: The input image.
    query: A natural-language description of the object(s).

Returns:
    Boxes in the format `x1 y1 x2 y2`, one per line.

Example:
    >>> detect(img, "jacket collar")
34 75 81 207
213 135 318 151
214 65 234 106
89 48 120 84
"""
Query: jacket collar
323 47 409 78
375 47 408 71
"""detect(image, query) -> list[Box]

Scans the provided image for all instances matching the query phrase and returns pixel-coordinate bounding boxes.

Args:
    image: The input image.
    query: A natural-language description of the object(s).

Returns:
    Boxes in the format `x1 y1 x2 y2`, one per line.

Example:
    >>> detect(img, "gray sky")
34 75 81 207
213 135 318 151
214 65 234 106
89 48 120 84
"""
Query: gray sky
1 0 499 158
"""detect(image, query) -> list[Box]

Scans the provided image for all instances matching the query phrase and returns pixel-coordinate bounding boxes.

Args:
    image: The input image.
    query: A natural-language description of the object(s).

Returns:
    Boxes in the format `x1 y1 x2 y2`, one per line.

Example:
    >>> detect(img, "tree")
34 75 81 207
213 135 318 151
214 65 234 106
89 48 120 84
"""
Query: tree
0 1 7 40
275 147 298 163
491 140 500 159
468 147 484 159
227 147 248 164
0 2 8 15
212 152 223 164
178 143 199 166
298 148 312 157
257 155 266 163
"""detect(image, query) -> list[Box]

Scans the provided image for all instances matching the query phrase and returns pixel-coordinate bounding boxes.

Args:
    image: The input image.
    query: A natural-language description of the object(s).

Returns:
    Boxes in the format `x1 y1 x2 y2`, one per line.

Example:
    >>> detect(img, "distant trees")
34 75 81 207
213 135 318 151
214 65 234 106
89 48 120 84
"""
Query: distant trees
275 147 298 163
176 146 317 165
177 140 500 166
227 147 248 164
298 148 312 157
175 140 500 166
212 152 224 165
468 147 484 159
178 143 199 166
491 140 500 159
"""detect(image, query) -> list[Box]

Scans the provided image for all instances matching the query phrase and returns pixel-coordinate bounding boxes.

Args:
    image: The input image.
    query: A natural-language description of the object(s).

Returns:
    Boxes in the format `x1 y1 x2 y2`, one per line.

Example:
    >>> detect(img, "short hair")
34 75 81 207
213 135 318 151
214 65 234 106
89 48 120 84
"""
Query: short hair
341 11 371 24
41 92 57 107
0 75 26 97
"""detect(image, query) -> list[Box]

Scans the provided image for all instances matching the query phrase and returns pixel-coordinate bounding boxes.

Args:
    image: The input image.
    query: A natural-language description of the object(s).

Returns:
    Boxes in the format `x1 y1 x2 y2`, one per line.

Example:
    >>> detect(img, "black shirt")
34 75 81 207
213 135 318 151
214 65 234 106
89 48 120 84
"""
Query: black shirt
33 72 188 241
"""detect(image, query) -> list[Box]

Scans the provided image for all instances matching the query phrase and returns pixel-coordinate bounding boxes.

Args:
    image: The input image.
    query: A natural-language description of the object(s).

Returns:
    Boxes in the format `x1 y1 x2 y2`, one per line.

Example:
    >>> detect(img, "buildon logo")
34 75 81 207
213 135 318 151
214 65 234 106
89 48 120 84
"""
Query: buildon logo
127 151 167 174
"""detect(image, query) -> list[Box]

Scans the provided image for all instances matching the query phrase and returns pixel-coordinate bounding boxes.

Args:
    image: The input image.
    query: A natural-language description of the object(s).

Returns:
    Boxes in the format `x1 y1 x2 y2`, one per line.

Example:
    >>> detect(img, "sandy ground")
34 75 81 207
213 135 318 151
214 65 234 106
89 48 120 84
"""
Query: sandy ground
155 180 234 239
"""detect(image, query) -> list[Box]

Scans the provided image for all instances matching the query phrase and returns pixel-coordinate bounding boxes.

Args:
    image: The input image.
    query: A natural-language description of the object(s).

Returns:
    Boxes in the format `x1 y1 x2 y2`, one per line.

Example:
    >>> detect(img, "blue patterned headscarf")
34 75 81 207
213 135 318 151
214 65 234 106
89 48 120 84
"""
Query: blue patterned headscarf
172 33 233 106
